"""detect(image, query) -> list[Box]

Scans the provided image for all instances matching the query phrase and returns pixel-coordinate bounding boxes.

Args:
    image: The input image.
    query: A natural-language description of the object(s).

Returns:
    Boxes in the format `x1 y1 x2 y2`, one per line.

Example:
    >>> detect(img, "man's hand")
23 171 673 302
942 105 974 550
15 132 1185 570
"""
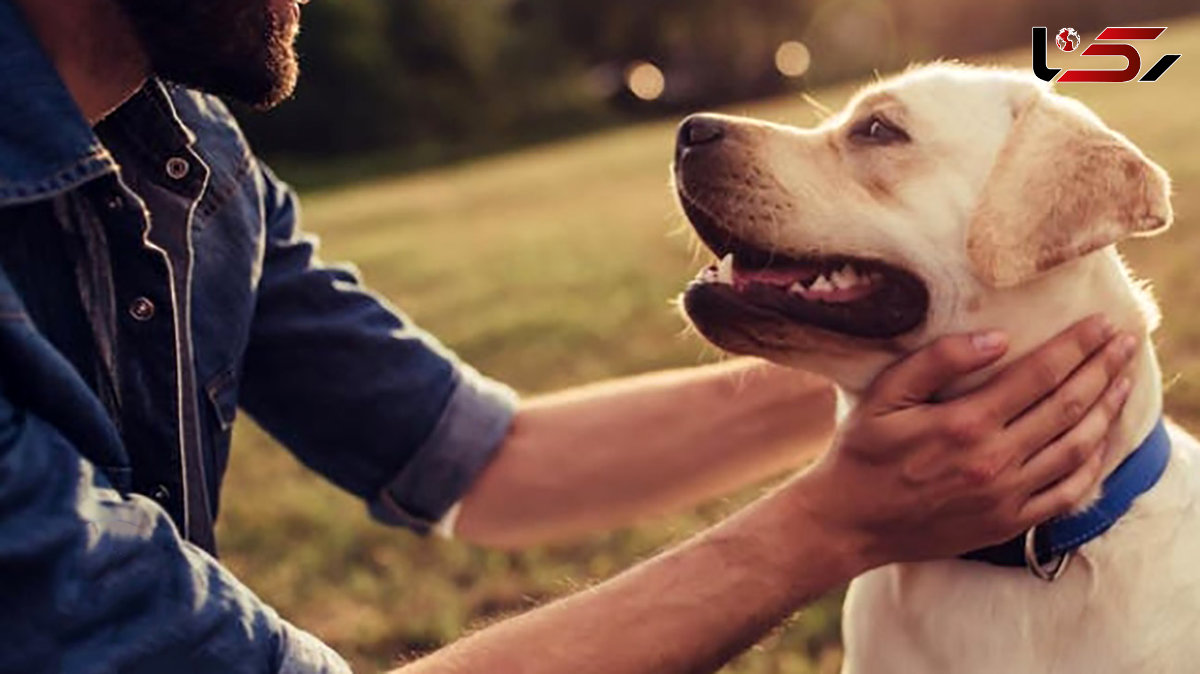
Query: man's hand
800 315 1135 568
399 317 1136 674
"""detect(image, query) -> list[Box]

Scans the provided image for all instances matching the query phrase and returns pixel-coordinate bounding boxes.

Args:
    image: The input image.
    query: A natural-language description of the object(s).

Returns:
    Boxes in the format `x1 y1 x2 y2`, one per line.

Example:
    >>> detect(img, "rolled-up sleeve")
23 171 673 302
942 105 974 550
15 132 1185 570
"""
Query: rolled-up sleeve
277 622 353 674
0 391 350 674
239 163 517 533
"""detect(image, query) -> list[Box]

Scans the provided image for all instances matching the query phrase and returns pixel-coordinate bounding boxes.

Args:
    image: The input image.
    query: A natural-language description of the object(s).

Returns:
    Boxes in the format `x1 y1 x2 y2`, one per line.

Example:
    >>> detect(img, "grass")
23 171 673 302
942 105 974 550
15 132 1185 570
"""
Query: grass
217 19 1200 673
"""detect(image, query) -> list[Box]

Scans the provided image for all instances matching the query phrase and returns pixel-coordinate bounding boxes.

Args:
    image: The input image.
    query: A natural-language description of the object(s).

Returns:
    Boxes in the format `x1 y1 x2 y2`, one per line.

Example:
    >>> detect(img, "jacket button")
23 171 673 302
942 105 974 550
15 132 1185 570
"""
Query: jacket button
165 157 190 180
129 297 155 322
152 485 170 502
104 194 124 211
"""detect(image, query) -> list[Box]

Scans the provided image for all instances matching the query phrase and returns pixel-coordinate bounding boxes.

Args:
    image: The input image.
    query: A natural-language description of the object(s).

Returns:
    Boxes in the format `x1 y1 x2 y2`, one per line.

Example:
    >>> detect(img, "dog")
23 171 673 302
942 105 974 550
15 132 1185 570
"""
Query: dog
672 63 1200 672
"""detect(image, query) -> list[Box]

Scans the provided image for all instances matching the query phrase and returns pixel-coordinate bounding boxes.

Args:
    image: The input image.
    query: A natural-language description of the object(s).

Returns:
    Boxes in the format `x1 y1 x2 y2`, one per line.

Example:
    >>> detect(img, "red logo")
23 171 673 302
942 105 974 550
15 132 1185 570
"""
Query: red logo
1056 28 1081 52
1032 27 1181 83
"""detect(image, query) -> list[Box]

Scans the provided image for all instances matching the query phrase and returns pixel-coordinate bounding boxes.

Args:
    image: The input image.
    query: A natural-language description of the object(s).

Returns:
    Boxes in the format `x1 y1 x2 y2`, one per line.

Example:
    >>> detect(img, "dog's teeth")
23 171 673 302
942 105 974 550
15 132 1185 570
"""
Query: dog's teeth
811 274 832 292
830 269 856 289
789 282 804 294
716 254 734 285
699 266 717 282
839 265 860 286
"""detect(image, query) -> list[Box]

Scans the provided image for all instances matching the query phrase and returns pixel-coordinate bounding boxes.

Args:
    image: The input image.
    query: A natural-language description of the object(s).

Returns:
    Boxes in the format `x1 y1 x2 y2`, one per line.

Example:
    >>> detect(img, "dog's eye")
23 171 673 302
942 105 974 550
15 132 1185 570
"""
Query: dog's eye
849 115 909 145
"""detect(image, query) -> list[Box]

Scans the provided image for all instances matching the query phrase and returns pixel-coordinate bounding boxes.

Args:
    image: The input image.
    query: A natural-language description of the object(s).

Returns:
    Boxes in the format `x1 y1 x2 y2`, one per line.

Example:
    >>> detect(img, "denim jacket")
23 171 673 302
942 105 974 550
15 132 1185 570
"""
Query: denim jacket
0 1 517 672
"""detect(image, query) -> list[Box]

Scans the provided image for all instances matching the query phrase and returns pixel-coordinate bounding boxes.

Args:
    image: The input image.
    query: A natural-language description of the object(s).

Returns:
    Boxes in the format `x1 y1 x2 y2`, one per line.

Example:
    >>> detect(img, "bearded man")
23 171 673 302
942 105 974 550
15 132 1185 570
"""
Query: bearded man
0 1 1133 672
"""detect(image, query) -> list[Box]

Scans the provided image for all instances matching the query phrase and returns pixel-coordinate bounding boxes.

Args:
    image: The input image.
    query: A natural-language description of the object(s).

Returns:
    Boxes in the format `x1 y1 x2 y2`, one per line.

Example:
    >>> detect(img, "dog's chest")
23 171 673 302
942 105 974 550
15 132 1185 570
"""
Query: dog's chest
840 429 1200 674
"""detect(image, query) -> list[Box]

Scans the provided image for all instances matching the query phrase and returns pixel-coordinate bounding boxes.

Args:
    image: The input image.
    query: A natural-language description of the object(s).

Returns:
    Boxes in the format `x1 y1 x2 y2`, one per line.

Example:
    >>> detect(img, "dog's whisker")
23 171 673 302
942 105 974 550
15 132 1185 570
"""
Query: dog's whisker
801 93 835 121
684 235 708 265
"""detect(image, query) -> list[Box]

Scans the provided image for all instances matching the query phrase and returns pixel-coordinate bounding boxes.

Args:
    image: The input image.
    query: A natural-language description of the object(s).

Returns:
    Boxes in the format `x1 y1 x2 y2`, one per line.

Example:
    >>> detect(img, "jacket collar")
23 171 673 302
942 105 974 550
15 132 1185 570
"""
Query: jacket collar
0 0 117 207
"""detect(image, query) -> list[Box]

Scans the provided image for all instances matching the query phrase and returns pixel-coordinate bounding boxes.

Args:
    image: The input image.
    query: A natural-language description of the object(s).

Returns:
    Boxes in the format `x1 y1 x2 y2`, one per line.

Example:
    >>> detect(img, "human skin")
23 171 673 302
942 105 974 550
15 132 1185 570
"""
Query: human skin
15 2 1134 672
407 318 1132 674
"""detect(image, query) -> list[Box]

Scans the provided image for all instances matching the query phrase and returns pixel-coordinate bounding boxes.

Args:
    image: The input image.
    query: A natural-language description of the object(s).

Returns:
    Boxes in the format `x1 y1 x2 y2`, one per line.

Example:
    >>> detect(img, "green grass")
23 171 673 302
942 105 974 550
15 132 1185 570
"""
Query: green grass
217 20 1200 673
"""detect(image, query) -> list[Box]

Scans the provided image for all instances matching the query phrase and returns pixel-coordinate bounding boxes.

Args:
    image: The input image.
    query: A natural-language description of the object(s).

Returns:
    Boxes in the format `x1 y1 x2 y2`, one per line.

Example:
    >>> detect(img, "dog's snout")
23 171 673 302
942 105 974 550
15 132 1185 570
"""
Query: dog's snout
678 115 726 150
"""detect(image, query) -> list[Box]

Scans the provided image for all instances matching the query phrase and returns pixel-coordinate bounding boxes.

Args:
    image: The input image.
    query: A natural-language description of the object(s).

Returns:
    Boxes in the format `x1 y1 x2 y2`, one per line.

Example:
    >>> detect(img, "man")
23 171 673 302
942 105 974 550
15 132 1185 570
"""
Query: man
0 0 1135 672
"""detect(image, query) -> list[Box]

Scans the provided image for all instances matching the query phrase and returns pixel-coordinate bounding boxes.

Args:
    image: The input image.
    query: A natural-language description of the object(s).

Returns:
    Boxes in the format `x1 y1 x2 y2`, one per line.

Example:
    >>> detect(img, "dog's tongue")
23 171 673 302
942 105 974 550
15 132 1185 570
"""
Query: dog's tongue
730 259 882 303
734 264 818 288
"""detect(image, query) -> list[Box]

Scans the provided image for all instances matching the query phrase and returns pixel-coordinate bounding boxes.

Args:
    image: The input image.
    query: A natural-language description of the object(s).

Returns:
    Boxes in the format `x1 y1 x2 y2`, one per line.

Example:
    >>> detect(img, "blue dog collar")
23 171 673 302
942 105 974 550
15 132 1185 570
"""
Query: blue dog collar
962 417 1171 578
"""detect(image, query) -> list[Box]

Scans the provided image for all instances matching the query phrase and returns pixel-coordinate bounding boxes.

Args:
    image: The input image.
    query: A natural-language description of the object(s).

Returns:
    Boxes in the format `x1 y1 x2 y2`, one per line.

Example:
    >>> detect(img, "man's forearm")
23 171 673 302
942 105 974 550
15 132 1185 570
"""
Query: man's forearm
399 322 1132 673
399 473 865 674
456 359 837 548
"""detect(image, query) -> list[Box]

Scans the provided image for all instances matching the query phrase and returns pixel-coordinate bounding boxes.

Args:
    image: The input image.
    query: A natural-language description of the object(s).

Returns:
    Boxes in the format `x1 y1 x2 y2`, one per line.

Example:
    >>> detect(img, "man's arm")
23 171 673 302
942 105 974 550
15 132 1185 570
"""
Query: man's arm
238 163 519 535
0 388 349 674
410 473 862 674
399 318 1134 674
454 316 1132 549
455 359 836 548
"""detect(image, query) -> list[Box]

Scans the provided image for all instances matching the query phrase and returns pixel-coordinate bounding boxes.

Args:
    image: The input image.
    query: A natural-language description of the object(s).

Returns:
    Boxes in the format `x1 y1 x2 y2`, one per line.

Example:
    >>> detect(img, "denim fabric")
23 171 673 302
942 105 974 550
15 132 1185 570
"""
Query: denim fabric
0 0 517 671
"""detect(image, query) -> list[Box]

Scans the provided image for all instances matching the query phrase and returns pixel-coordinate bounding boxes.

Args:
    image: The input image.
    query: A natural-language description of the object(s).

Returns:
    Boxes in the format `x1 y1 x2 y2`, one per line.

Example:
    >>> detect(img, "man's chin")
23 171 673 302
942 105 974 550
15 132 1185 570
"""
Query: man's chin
156 56 298 109
221 59 298 110
117 0 300 109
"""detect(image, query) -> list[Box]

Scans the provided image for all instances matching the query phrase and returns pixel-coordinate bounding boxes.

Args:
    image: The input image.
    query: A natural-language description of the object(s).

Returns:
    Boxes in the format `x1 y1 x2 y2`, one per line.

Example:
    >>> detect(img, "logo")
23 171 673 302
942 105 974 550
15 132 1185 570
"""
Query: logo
1032 26 1181 83
1056 27 1081 52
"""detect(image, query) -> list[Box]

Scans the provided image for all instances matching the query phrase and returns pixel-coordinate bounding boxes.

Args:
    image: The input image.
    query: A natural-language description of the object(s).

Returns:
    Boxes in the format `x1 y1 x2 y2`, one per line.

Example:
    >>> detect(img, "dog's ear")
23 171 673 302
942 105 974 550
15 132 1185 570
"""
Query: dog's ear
967 91 1172 288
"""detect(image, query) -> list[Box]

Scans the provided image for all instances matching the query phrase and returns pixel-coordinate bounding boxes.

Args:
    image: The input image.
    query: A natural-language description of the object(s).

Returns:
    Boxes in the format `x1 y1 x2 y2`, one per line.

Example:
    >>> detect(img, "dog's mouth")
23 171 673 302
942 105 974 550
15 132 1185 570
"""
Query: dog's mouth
680 195 930 341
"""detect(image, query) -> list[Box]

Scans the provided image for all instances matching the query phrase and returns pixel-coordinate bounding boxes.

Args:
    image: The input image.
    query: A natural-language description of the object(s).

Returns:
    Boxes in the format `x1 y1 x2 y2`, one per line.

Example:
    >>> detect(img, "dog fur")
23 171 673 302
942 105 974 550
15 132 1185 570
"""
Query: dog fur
673 64 1200 672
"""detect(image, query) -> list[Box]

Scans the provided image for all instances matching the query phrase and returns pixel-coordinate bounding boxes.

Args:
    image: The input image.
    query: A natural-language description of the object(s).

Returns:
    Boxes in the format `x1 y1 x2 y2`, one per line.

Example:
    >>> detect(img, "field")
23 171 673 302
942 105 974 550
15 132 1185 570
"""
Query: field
217 21 1200 673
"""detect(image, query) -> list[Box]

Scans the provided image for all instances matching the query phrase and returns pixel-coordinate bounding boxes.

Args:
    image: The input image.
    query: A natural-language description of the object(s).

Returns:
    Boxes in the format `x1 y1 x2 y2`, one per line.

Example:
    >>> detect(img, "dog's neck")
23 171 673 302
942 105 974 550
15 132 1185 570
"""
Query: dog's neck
1104 340 1162 476
988 250 1164 482
973 249 1164 495
838 249 1163 503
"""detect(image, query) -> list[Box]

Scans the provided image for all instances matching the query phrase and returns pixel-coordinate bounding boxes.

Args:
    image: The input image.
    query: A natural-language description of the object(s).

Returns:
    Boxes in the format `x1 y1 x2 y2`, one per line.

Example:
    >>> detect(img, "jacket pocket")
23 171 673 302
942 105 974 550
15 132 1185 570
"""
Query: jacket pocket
202 367 239 514
205 367 238 432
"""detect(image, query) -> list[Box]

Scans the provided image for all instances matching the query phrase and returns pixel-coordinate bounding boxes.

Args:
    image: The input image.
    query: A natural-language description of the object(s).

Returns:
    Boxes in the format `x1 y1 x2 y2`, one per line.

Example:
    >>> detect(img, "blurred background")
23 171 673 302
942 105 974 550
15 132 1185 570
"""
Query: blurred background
240 0 1196 187
216 1 1200 672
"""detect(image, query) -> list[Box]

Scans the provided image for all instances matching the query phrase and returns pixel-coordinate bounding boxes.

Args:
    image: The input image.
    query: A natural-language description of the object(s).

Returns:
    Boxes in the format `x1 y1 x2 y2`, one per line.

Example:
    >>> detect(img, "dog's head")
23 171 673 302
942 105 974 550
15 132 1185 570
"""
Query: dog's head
674 64 1172 392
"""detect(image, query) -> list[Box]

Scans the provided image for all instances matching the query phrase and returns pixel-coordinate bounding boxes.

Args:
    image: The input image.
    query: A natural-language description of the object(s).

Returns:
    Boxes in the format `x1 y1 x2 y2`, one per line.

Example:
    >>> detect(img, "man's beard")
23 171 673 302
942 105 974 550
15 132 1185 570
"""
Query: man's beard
115 0 300 109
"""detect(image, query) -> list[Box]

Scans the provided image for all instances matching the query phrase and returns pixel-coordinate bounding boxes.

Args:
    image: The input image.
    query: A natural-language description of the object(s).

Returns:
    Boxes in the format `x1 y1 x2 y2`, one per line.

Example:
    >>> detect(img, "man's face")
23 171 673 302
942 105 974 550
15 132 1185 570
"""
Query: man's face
115 0 304 109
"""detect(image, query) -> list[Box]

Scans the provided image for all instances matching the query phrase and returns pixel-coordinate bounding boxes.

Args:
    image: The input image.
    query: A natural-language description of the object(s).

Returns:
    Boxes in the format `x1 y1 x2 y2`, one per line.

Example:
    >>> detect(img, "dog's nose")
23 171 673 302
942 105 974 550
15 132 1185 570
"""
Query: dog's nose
678 115 726 149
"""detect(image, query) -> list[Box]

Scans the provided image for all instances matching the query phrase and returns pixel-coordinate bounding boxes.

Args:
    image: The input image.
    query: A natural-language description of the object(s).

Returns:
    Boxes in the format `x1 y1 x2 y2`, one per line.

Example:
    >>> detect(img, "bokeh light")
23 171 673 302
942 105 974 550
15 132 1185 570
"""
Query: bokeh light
626 61 666 101
775 41 812 78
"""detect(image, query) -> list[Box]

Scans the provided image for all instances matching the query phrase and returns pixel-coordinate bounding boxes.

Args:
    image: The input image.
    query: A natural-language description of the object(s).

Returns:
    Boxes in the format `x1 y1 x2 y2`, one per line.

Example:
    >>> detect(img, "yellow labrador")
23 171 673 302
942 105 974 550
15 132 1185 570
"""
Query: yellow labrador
673 63 1200 672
